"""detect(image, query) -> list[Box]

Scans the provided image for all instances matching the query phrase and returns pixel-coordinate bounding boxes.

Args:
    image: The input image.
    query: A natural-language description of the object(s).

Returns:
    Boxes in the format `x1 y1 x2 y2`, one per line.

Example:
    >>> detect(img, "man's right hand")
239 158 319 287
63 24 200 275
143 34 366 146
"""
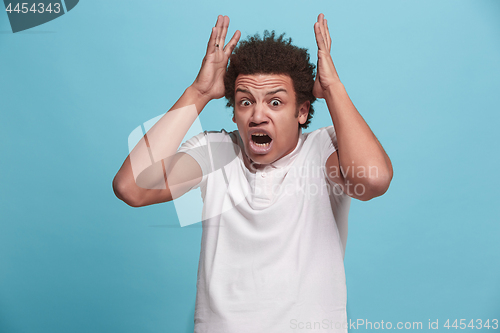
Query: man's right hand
191 15 241 101
113 16 240 208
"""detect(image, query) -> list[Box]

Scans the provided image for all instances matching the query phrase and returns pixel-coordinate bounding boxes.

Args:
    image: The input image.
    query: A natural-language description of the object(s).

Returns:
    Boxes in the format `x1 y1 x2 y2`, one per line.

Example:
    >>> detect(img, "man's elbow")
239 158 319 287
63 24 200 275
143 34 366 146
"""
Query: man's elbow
112 176 143 208
356 172 393 201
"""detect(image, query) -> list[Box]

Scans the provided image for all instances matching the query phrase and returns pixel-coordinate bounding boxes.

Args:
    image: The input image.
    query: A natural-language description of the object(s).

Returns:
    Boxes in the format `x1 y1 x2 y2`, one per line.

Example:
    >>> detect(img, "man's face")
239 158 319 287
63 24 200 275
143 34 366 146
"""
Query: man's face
232 73 309 165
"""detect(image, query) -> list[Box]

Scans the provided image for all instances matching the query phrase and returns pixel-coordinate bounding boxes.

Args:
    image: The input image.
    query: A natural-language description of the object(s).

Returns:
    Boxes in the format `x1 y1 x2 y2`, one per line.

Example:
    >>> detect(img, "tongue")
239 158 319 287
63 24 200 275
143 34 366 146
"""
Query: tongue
252 135 272 144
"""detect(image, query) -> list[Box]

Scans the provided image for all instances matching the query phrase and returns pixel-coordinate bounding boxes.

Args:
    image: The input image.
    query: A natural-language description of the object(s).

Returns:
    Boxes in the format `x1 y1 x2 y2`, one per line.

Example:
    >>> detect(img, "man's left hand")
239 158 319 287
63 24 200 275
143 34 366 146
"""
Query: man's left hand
313 13 341 99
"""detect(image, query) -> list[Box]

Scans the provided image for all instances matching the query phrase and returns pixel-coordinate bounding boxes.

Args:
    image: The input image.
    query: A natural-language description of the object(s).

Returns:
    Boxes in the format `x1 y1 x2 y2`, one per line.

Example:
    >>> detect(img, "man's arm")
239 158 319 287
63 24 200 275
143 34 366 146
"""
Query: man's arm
313 13 393 201
112 15 241 207
112 87 207 207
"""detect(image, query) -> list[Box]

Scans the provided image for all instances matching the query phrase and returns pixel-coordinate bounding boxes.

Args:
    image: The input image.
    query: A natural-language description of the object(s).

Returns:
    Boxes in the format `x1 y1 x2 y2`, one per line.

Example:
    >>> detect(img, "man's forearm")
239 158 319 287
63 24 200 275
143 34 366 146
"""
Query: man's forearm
113 86 210 202
324 81 393 195
143 86 210 170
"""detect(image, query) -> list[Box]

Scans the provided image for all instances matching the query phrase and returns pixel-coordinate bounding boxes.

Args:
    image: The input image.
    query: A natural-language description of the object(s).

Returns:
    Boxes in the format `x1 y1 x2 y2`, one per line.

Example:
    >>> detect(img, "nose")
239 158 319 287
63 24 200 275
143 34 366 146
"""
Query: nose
249 102 268 126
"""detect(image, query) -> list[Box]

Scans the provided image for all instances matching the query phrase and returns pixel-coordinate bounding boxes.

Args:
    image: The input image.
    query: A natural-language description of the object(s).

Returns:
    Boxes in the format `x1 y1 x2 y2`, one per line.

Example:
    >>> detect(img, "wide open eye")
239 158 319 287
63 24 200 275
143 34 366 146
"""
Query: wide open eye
239 99 252 107
270 99 282 107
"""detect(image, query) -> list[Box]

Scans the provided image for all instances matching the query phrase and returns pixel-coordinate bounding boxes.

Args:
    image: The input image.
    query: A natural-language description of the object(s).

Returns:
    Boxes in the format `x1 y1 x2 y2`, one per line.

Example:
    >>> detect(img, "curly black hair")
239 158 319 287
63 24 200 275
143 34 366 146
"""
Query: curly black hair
224 30 316 129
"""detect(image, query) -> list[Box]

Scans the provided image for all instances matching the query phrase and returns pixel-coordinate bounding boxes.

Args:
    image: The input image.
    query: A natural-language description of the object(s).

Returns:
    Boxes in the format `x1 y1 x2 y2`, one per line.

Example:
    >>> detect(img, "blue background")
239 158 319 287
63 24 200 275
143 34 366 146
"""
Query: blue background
1 0 499 332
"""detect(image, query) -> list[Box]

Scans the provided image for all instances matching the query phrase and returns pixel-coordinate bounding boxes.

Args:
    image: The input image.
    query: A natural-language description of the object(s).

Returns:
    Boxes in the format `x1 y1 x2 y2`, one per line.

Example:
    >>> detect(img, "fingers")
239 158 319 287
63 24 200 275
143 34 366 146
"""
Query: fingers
318 13 327 49
219 16 229 52
206 26 217 54
206 15 233 55
206 15 223 54
214 15 224 52
315 13 332 52
224 30 241 56
314 21 326 51
324 18 332 51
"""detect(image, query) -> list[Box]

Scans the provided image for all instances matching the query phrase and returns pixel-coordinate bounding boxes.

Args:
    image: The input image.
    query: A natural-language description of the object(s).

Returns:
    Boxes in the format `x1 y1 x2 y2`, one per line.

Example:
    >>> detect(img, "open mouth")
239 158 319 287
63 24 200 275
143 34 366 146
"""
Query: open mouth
251 133 272 147
248 131 273 154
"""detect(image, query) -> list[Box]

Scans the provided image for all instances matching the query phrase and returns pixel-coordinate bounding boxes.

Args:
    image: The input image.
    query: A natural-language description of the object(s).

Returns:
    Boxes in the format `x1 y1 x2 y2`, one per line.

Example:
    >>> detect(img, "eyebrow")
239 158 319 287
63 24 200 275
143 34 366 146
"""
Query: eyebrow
235 88 288 96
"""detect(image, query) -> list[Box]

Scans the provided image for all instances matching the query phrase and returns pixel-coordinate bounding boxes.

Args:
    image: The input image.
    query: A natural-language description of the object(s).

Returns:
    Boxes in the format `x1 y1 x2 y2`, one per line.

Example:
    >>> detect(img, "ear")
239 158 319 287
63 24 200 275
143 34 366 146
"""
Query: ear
297 100 310 125
232 114 236 123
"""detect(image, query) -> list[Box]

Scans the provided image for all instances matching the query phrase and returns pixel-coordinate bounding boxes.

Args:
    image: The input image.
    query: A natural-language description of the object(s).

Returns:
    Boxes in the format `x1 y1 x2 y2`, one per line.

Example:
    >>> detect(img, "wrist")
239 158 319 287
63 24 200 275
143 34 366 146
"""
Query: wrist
323 80 345 98
185 85 212 111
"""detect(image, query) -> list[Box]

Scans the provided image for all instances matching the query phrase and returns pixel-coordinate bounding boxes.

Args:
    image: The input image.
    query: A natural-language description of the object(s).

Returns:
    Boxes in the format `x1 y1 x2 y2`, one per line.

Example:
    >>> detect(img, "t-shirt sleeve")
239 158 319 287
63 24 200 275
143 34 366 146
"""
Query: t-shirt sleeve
176 129 236 191
178 131 211 174
320 125 348 193
176 131 211 190
320 125 339 167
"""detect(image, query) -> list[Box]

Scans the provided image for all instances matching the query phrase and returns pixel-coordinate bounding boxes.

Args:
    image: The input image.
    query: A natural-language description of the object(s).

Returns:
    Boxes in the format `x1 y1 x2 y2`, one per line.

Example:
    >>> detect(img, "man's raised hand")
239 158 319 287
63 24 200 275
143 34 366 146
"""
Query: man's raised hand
313 13 340 99
191 15 241 101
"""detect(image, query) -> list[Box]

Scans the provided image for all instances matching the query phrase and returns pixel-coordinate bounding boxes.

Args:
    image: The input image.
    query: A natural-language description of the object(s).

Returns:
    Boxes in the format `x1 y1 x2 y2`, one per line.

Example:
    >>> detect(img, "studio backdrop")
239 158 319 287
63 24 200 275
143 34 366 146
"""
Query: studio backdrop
1 0 499 332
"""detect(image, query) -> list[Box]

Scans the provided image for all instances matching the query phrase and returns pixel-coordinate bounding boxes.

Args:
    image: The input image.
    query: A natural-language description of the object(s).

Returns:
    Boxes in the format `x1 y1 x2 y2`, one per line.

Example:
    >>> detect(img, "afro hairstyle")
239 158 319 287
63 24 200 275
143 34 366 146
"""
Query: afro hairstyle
224 30 317 129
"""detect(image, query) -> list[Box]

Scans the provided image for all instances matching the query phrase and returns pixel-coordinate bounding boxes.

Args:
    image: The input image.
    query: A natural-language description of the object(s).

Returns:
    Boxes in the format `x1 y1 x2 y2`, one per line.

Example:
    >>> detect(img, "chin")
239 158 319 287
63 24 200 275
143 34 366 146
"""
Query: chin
250 155 273 165
244 147 273 164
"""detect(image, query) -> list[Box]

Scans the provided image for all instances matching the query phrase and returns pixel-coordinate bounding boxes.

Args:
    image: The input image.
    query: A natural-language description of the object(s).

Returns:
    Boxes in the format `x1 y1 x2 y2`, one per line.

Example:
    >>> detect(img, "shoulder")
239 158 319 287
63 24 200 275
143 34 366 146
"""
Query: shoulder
180 129 234 148
203 129 238 143
303 125 336 139
298 126 339 173
302 125 338 148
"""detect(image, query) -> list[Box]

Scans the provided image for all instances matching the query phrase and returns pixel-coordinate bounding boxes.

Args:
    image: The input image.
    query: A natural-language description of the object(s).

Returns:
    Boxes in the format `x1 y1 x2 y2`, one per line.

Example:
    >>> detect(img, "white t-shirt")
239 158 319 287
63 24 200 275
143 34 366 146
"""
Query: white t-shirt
178 126 351 333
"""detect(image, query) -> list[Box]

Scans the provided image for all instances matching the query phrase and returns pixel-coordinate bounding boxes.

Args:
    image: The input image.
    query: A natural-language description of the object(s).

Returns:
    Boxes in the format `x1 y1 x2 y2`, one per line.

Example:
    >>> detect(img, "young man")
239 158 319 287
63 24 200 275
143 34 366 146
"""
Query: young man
113 14 392 333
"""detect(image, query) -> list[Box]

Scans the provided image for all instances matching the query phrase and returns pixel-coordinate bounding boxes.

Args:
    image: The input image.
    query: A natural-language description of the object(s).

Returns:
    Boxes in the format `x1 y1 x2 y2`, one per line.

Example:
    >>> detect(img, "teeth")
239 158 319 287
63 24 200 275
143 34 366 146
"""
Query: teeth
251 133 271 148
